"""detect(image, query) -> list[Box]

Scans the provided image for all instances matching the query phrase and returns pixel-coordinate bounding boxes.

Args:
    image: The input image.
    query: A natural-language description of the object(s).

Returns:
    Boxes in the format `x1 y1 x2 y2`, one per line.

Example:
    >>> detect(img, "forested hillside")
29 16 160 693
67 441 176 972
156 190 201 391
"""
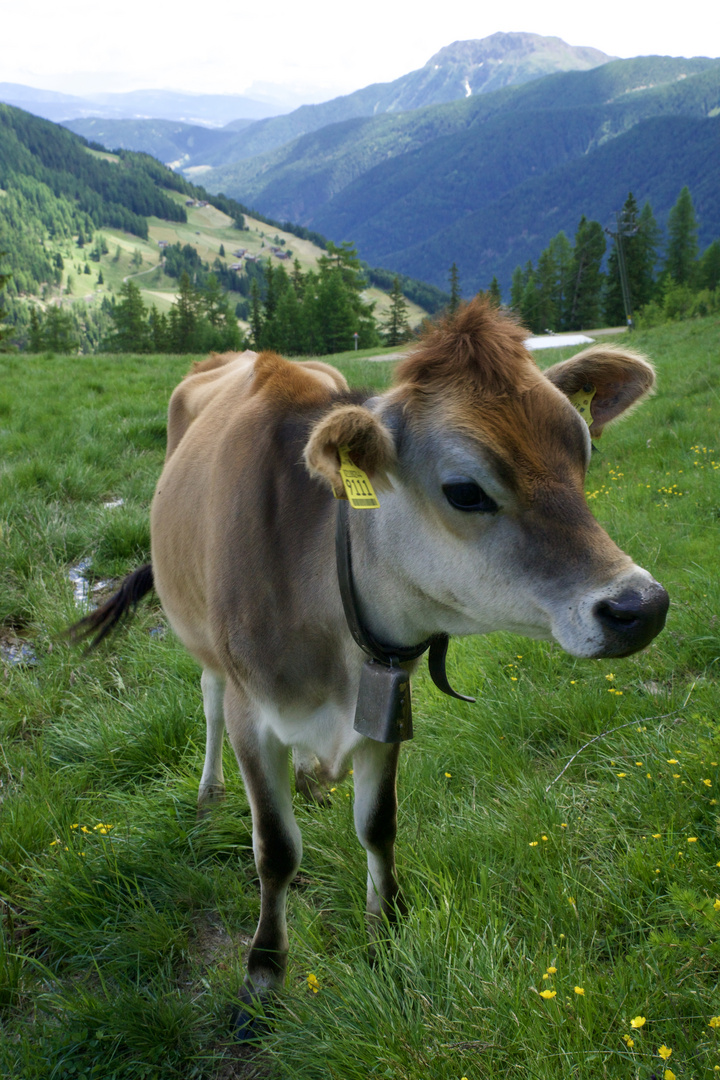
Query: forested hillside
200 57 720 294
0 104 446 354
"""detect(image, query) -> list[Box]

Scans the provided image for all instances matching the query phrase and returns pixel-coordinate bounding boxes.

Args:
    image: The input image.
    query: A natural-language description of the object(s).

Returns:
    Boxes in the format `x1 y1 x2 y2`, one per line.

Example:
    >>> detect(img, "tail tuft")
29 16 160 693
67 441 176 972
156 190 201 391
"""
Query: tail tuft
68 563 154 649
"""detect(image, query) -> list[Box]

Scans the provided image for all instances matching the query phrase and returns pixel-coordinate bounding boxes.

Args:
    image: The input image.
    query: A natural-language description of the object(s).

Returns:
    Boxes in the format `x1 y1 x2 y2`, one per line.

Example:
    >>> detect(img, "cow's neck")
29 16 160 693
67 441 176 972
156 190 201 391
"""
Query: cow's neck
344 496 459 648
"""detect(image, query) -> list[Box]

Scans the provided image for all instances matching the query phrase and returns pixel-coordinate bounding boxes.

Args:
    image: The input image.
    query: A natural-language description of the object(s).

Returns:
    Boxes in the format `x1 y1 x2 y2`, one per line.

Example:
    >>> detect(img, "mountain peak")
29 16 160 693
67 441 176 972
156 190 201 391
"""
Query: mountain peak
421 33 615 96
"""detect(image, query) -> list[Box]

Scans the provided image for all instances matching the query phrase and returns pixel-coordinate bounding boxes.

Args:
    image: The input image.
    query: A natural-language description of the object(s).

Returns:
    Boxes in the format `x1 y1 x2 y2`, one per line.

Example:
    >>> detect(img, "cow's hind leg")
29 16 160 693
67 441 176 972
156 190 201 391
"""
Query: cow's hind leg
224 680 302 1038
197 669 226 814
352 740 404 931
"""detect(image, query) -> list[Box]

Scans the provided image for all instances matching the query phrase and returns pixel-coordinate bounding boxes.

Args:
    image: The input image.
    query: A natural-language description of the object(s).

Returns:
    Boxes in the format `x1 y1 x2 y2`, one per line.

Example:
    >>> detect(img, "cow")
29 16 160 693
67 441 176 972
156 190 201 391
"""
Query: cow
73 298 668 1034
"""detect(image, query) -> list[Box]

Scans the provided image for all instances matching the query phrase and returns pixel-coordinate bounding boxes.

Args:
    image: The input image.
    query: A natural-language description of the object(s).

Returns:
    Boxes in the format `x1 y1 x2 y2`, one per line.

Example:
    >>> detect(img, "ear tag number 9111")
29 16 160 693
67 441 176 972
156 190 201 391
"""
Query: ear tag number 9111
336 445 380 509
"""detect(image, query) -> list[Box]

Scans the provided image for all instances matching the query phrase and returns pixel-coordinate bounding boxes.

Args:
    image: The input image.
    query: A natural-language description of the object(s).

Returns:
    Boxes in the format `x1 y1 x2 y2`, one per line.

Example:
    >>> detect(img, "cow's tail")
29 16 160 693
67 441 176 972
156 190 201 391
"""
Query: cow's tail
68 563 155 649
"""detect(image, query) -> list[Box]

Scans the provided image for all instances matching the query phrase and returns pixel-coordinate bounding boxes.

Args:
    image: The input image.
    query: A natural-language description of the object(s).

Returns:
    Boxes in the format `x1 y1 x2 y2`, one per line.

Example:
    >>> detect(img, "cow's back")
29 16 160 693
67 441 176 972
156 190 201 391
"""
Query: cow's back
152 352 354 690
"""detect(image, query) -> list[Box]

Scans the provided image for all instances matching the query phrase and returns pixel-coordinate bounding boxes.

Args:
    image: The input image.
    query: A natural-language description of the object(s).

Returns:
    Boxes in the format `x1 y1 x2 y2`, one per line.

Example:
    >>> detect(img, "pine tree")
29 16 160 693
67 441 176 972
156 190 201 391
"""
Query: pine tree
0 252 12 350
604 196 660 325
510 266 525 316
448 263 461 314
291 259 305 297
149 306 170 352
547 232 573 328
665 186 699 285
169 272 199 352
315 269 355 353
250 279 263 348
520 267 541 333
567 217 606 330
535 248 559 331
487 276 502 308
43 305 77 353
698 240 720 291
384 276 410 346
28 305 44 352
105 280 152 352
219 244 226 258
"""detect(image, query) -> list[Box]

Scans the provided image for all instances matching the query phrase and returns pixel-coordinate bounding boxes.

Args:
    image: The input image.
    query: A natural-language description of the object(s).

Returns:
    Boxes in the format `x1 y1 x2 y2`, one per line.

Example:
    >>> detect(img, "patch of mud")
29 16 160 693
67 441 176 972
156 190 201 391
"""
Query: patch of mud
68 559 114 608
193 917 250 968
0 629 37 667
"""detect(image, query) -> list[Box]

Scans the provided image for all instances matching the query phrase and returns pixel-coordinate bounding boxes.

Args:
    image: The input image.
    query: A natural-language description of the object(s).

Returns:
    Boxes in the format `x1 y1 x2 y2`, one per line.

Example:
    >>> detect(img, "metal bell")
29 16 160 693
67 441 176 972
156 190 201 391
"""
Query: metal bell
353 659 413 743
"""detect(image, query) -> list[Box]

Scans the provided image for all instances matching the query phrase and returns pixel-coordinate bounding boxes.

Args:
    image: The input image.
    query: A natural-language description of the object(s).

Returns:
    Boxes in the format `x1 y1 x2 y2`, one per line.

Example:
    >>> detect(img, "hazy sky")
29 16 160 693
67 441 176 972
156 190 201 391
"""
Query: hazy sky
3 0 718 101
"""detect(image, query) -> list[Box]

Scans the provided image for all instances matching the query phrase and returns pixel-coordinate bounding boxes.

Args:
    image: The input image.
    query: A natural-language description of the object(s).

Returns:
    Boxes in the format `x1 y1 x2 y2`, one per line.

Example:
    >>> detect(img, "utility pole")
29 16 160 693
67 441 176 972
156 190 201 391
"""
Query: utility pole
605 209 638 330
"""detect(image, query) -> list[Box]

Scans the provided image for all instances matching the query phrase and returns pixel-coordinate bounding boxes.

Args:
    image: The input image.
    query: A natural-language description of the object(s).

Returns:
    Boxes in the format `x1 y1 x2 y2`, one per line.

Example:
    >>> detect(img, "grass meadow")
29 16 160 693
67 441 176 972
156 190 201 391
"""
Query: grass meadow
0 318 719 1079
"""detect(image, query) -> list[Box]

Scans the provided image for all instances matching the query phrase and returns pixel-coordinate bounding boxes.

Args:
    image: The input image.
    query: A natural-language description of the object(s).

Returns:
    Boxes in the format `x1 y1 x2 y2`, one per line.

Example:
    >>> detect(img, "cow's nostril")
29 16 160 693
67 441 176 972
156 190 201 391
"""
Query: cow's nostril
593 585 669 655
595 598 642 629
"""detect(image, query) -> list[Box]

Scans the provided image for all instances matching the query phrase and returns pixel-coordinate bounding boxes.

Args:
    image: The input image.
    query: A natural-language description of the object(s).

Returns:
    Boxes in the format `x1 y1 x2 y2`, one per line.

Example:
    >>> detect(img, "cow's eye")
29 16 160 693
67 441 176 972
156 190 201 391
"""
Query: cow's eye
442 480 499 513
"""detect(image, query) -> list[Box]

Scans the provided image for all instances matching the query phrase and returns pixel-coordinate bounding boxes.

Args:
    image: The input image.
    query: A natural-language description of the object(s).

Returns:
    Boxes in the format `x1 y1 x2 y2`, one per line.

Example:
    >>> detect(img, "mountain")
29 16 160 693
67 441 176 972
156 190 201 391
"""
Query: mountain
166 33 615 167
61 33 615 171
0 84 287 126
198 56 720 293
382 114 720 295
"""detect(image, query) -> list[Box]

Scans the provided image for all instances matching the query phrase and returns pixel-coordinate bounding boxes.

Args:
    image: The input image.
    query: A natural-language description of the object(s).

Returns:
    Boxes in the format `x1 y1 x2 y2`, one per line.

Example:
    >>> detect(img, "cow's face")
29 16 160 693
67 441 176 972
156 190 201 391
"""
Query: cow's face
305 301 668 659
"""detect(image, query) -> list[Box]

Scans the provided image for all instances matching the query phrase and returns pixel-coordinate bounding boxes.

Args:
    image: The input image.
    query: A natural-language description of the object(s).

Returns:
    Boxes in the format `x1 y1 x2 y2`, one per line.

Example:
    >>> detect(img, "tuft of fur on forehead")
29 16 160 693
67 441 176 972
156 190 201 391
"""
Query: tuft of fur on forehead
394 297 537 399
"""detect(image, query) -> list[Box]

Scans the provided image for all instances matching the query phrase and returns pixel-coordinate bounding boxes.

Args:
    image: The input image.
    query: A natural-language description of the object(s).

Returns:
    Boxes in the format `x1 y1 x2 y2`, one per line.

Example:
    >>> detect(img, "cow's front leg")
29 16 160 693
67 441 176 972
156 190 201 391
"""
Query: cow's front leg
352 739 404 928
223 680 302 1036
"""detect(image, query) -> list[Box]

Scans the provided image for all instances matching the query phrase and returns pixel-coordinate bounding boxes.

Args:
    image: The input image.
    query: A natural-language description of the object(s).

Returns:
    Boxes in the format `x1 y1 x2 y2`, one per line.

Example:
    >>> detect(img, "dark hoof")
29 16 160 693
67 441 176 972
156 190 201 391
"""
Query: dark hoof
196 784 226 820
232 985 272 1042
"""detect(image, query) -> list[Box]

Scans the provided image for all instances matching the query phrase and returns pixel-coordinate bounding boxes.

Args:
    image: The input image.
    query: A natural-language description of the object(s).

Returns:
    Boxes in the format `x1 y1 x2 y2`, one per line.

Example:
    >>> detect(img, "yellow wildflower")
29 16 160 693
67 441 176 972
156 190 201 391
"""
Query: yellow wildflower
541 835 548 841
539 989 556 999
664 1071 676 1080
617 773 627 778
546 966 557 974
622 1034 634 1048
445 772 452 778
688 837 698 843
704 779 712 786
630 1016 646 1028
658 1045 672 1061
574 986 585 995
709 1015 720 1028
667 759 679 764
529 841 538 847
307 973 319 993
560 823 568 828
714 899 720 911
542 973 550 979
605 673 615 681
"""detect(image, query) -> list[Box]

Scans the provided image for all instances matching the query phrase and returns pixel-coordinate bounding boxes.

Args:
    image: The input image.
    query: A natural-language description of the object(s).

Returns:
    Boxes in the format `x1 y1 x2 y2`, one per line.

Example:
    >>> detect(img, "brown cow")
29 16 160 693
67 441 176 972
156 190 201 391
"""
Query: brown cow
75 299 668 1034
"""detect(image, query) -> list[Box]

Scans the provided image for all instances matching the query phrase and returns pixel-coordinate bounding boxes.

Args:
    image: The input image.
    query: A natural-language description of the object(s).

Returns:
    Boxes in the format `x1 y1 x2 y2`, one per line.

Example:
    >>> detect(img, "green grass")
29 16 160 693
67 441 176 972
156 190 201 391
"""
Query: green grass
1 319 719 1078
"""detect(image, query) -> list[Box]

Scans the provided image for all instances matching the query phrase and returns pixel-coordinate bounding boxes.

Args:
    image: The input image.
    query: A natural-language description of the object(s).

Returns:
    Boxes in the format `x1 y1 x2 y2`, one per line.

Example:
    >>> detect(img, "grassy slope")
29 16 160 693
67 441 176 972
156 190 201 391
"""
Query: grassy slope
0 317 719 1078
31 185 429 330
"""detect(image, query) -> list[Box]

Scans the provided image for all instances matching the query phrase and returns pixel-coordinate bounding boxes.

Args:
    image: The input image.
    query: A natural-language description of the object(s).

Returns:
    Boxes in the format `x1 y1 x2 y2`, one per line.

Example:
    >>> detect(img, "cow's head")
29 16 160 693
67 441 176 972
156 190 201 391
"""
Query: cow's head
305 299 668 659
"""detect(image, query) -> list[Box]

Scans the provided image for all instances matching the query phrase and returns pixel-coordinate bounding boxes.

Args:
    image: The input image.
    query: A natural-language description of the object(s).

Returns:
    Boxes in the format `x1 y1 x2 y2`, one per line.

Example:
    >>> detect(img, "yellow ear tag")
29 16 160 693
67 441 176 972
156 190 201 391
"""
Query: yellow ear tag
569 384 596 428
335 446 380 509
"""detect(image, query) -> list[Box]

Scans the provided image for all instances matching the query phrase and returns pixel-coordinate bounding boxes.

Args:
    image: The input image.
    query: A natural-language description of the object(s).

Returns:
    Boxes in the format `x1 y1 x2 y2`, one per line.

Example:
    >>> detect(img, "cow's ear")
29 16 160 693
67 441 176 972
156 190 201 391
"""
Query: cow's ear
304 404 397 497
543 345 655 437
